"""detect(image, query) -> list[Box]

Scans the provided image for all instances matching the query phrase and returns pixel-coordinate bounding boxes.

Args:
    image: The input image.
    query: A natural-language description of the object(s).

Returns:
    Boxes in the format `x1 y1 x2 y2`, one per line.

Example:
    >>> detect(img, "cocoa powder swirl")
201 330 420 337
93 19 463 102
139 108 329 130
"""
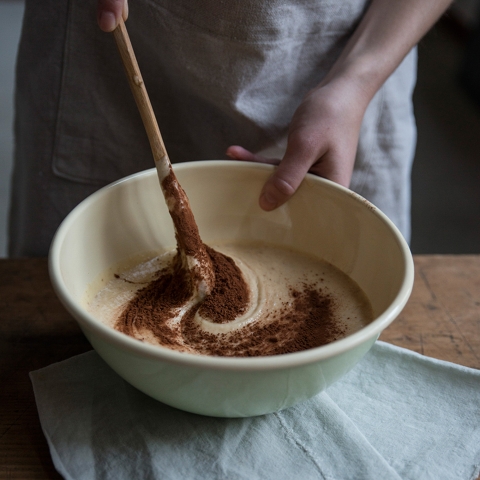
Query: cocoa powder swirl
115 247 345 357
115 253 193 347
179 285 344 357
198 246 250 324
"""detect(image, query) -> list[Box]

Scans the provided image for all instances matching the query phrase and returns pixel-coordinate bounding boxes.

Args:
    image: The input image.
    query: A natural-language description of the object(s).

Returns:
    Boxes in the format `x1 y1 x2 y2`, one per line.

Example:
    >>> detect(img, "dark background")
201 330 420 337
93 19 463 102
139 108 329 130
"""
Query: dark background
411 7 480 253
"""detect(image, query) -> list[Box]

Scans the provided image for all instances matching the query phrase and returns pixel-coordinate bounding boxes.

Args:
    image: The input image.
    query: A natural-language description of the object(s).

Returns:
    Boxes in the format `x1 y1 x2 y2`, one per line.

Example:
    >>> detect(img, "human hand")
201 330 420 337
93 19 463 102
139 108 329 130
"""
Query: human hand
97 0 128 32
226 78 369 211
229 0 453 213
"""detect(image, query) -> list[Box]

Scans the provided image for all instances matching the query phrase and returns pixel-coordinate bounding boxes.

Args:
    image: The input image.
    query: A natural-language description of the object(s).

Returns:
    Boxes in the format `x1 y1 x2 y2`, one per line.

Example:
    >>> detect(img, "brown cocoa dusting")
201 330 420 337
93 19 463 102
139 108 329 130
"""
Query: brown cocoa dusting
197 246 249 323
115 254 193 345
161 171 202 257
180 285 344 357
161 171 214 293
116 248 346 356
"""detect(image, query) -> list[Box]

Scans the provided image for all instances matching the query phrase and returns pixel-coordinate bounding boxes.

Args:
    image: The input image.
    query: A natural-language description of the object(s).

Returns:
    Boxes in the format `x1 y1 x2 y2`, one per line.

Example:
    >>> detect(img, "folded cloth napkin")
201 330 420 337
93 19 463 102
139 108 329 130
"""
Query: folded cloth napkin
30 341 480 480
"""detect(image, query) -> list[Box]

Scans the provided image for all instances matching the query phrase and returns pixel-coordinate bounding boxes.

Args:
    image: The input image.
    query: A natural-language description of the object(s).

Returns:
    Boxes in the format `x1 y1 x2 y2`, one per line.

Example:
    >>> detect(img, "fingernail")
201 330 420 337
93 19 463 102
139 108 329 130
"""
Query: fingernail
100 11 117 32
260 192 278 210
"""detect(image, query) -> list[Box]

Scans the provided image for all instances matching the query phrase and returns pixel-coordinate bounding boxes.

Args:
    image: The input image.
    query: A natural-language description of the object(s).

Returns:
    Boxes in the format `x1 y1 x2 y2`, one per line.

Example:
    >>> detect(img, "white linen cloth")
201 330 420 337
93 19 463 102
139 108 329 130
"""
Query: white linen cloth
30 341 480 480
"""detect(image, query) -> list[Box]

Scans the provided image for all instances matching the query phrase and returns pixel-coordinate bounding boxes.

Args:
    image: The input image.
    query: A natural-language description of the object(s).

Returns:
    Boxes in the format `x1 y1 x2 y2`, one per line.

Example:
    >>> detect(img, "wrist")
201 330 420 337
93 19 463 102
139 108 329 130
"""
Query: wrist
308 60 377 124
319 52 387 110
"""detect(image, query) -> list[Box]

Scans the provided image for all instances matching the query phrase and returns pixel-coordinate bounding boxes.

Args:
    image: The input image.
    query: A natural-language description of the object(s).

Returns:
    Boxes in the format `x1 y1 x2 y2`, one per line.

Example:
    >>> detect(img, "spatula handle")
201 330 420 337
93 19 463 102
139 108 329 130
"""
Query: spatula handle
113 18 171 179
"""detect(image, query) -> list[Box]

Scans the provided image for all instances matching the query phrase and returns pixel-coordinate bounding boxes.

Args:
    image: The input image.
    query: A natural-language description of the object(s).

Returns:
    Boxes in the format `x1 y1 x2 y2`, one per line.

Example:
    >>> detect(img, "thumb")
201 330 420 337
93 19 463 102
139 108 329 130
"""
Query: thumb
259 135 325 211
98 0 128 32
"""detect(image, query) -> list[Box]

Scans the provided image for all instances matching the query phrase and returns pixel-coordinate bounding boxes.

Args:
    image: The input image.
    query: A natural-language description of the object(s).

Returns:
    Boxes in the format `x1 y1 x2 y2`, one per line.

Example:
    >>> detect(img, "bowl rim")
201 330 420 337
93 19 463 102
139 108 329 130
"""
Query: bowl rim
49 160 414 371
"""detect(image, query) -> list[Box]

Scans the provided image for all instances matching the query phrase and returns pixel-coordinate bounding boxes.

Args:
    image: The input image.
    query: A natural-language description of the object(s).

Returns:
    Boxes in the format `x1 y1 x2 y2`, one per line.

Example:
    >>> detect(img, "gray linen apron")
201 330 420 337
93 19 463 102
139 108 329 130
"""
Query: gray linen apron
9 0 416 256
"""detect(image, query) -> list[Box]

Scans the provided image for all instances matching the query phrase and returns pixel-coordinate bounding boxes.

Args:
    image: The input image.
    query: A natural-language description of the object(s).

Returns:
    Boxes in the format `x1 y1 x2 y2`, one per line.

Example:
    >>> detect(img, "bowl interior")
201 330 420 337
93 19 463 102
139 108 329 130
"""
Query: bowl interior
53 161 412 352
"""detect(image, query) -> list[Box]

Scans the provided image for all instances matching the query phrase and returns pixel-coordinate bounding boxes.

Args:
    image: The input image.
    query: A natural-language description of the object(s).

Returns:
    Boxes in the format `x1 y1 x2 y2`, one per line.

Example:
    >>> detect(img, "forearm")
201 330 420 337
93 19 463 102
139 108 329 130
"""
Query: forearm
321 0 453 106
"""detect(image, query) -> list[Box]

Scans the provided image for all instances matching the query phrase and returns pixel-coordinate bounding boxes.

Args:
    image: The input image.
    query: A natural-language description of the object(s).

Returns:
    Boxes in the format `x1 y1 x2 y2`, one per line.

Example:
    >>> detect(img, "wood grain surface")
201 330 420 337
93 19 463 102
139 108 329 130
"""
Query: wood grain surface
379 255 480 368
1 256 479 479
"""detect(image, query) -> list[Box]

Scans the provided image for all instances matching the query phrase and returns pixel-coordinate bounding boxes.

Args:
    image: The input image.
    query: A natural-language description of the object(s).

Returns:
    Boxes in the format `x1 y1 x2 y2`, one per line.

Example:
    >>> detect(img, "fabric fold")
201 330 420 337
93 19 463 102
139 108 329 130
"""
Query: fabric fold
30 342 480 480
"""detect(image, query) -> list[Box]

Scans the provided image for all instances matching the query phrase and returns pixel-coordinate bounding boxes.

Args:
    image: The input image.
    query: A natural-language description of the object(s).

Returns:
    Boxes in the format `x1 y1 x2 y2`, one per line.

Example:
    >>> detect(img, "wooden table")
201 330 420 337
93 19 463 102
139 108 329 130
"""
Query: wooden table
1 256 479 479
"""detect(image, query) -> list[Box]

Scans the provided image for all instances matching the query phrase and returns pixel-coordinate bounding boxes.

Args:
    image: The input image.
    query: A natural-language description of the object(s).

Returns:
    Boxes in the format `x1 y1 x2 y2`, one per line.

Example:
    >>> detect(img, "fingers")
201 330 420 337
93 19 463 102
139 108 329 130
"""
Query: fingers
97 0 128 32
225 145 297 210
226 146 280 165
259 131 327 211
226 126 356 212
225 141 346 211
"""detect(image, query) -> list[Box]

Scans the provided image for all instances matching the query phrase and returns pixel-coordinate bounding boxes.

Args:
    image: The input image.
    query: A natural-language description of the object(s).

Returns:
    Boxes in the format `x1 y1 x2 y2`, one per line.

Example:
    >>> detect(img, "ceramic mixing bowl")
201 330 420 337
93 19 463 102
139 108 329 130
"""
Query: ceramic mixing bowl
49 161 414 417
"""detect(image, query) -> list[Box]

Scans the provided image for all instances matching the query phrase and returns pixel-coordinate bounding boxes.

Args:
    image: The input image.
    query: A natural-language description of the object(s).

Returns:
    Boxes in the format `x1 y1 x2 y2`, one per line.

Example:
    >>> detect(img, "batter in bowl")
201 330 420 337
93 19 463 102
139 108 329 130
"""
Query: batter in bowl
86 242 373 357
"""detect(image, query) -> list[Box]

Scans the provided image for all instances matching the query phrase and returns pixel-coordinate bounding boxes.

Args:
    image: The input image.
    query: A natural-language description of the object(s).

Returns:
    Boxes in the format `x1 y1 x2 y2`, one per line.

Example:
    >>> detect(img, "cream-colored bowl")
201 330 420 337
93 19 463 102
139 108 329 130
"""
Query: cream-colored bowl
49 161 413 417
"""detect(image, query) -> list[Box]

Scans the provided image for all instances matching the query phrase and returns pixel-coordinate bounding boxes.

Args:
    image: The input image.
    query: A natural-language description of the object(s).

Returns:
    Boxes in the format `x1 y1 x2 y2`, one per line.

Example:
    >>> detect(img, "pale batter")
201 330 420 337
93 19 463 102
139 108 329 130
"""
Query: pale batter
86 242 373 357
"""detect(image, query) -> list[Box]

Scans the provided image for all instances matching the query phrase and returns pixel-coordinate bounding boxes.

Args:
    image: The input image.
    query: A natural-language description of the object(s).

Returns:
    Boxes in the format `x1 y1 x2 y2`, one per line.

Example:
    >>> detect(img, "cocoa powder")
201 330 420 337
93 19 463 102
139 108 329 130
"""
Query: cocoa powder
180 284 344 356
115 253 193 348
116 248 346 356
198 246 250 323
161 171 203 258
161 170 215 294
